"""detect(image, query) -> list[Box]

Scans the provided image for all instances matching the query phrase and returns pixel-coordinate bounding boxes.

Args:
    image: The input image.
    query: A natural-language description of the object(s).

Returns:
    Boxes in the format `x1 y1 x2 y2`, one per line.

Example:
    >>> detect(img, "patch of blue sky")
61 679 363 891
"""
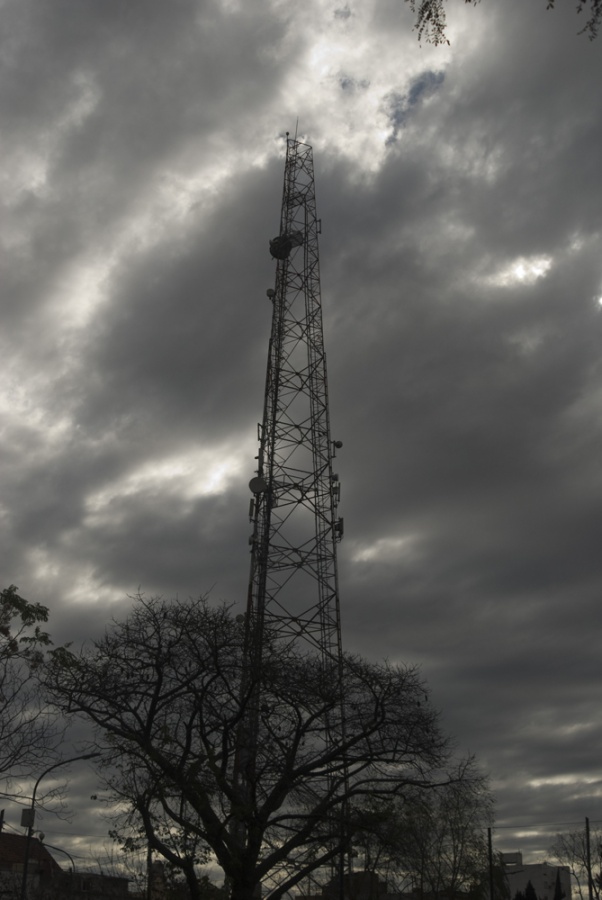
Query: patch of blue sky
386 70 444 144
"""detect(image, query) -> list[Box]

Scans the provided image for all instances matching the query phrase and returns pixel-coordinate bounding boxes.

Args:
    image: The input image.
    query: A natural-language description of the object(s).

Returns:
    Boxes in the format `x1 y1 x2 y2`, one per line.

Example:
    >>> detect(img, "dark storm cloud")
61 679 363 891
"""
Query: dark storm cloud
1 0 292 340
77 165 278 440
1 156 284 602
314 2 602 848
1 0 291 614
2 0 602 866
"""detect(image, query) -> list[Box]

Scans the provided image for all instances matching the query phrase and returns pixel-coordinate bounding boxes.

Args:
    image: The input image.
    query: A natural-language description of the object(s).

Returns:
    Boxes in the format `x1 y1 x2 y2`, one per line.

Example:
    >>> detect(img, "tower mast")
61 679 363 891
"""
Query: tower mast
246 135 344 673
231 133 348 898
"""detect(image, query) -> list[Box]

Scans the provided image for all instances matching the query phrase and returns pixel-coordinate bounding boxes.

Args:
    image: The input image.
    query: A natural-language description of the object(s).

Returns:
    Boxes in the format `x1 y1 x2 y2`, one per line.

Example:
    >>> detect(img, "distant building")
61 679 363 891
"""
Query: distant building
501 852 571 900
0 833 62 898
296 870 458 900
296 859 571 900
55 870 131 899
299 871 391 900
0 833 130 899
149 860 168 900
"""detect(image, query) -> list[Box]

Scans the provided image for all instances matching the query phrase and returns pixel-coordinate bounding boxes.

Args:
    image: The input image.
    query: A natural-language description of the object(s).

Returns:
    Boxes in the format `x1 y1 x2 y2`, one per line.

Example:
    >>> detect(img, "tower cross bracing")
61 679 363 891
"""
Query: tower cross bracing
246 136 344 670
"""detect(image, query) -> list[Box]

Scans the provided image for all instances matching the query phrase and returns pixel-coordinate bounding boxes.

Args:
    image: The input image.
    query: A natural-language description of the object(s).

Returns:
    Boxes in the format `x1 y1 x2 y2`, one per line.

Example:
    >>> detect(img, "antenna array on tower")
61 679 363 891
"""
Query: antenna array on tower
246 137 344 672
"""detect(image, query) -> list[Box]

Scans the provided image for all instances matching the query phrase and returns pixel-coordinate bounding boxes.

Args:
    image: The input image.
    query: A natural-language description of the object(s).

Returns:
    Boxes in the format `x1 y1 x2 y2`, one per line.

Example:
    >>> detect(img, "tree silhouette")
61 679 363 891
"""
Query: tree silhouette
47 595 457 900
404 1 602 43
0 585 63 798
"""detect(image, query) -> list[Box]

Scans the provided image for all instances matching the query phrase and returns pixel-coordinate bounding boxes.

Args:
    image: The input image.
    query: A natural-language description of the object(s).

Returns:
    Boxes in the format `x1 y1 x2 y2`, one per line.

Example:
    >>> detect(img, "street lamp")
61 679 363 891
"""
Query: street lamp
39 838 76 870
19 753 100 900
39 840 77 897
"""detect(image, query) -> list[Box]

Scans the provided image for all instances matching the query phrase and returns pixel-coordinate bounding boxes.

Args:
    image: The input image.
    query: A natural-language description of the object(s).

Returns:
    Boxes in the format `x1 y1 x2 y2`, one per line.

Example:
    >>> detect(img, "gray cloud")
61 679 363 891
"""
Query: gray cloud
2 0 602 869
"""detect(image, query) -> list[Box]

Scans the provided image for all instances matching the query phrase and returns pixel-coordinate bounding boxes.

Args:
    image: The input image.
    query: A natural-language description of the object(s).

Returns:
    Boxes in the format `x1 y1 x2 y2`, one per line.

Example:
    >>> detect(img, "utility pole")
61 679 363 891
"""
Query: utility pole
586 817 594 900
488 827 494 900
19 753 99 900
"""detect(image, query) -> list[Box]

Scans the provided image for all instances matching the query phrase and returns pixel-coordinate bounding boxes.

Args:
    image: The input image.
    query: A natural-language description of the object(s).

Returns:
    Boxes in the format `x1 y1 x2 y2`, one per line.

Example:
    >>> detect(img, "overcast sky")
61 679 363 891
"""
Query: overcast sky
2 0 602 875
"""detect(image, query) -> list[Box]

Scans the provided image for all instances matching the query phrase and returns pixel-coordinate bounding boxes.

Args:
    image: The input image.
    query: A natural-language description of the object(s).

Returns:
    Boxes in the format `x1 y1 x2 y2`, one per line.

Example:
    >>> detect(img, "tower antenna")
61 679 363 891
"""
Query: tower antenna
236 136 348 890
247 135 344 668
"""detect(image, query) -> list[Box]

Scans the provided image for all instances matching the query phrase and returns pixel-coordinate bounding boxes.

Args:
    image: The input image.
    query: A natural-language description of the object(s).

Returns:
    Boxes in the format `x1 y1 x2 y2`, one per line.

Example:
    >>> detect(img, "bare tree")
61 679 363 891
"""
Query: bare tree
46 595 455 900
353 757 493 899
0 585 64 800
550 826 602 900
404 1 602 43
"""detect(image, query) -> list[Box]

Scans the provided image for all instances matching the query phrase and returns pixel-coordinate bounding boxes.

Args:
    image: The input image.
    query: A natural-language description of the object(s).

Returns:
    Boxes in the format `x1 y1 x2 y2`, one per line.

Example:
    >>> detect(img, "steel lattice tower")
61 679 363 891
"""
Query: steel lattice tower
234 136 349 897
245 135 344 671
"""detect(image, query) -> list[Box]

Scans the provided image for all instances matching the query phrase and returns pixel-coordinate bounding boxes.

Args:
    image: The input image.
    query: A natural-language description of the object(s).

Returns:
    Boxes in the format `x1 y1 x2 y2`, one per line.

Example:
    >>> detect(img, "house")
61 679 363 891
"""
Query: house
55 871 131 899
299 871 395 900
0 832 62 898
0 833 130 899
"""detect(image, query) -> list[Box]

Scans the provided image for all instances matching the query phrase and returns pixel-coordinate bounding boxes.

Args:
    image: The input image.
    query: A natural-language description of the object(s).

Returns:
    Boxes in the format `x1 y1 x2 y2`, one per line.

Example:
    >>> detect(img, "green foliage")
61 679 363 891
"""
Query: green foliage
547 0 602 38
1 585 52 663
0 586 63 791
405 0 602 43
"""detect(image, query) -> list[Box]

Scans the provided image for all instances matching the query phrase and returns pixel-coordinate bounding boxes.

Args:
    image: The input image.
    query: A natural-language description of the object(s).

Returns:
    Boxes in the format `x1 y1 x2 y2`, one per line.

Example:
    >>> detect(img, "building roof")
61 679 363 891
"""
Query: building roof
0 833 63 874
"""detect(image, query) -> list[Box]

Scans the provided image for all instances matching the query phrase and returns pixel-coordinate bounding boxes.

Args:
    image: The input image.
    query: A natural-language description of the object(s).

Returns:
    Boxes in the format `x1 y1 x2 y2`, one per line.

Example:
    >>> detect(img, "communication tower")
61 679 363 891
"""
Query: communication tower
233 133 348 897
246 134 344 673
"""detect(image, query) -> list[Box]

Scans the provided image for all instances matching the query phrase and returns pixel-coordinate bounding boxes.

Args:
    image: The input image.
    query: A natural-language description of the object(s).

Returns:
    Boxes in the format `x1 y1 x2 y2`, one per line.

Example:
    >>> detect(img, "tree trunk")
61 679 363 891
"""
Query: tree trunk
183 861 203 900
230 880 260 900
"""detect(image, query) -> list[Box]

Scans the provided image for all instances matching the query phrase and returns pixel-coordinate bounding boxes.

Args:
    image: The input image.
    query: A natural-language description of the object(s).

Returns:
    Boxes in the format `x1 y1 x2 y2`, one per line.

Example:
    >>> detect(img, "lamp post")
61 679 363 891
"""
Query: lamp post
19 753 99 900
40 840 77 898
